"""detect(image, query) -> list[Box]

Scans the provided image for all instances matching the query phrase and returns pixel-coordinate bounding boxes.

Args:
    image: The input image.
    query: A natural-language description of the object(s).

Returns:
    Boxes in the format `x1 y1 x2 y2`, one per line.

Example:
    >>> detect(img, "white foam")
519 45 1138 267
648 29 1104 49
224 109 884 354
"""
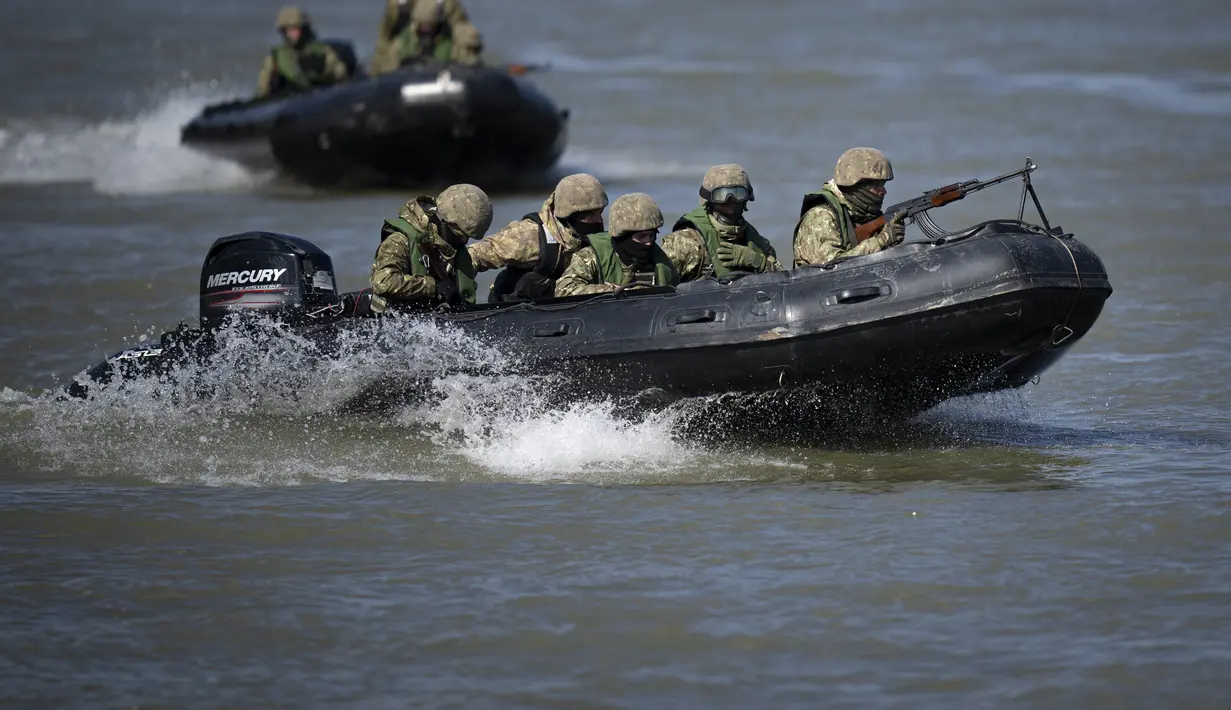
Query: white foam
0 86 268 195
412 372 696 482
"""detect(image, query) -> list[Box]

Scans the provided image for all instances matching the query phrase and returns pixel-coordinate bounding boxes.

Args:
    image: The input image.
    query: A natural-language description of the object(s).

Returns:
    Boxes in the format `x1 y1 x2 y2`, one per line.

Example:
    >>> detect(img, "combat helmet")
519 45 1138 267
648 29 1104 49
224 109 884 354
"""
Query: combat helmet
435 184 493 241
700 163 754 203
834 147 893 187
609 193 664 236
552 173 609 220
275 6 310 30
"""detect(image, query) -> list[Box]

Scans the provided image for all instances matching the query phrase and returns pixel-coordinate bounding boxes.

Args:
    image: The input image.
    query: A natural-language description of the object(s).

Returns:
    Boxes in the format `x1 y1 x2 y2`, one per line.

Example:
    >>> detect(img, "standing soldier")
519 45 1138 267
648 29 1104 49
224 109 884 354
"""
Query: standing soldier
555 193 679 297
662 164 782 282
370 184 493 311
255 7 353 99
469 173 609 302
792 147 906 267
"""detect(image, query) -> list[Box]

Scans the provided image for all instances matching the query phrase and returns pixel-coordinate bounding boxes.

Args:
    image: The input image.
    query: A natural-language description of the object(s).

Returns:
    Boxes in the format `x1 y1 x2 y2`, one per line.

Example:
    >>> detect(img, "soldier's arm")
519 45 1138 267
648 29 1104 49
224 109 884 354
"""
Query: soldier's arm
660 229 708 282
444 0 470 25
255 54 276 98
379 0 402 41
450 27 483 66
370 232 436 299
324 47 351 82
466 220 539 273
793 206 852 267
554 248 615 296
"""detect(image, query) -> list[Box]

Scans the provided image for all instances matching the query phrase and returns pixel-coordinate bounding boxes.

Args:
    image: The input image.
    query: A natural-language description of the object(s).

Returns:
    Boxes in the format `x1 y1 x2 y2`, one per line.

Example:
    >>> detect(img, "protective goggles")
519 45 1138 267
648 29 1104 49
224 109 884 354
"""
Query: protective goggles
700 185 753 203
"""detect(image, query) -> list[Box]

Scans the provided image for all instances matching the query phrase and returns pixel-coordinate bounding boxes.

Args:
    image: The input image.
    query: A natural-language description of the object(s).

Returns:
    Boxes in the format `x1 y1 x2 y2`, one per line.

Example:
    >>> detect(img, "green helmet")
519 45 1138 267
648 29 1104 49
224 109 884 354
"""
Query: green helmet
435 184 493 241
700 163 754 203
275 6 309 30
834 147 893 187
609 193 664 236
552 173 608 220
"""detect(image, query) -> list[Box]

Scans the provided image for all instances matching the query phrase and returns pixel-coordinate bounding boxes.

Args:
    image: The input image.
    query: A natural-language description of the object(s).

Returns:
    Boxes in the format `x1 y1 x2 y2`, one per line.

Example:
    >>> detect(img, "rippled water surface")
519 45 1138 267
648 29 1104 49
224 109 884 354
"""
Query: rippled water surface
2 0 1230 707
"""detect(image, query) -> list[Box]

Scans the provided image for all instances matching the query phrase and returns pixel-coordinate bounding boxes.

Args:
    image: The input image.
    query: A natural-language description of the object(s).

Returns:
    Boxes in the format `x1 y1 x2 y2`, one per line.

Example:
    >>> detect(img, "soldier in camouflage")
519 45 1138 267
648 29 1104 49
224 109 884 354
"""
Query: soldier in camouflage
661 164 783 282
371 0 481 74
256 7 353 99
555 193 680 297
369 184 493 311
792 147 906 267
468 174 608 302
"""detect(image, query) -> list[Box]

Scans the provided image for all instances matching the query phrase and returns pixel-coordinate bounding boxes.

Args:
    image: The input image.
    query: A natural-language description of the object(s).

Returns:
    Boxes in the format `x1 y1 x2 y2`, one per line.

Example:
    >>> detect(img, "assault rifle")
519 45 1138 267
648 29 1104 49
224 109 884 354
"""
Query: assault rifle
854 159 1038 243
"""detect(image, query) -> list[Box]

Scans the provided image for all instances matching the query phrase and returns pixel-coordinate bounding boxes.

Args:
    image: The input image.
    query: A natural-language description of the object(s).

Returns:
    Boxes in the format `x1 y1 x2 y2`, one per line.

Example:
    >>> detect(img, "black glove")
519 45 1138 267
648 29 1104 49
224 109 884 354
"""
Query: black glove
513 272 555 301
435 276 459 305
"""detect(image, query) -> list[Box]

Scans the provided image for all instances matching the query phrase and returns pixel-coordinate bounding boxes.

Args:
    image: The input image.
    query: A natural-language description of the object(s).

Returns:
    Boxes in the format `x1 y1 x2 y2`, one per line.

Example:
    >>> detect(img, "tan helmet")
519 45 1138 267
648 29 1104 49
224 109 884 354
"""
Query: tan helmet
275 6 309 30
700 163 754 201
435 184 493 241
551 173 608 220
834 147 894 187
609 193 664 236
410 0 444 29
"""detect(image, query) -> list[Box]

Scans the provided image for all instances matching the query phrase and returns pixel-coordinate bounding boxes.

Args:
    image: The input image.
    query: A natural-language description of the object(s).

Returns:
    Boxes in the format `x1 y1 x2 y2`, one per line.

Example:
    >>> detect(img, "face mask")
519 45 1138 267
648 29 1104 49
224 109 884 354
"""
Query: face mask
435 218 467 249
708 202 746 227
567 217 604 237
613 235 653 268
842 183 885 224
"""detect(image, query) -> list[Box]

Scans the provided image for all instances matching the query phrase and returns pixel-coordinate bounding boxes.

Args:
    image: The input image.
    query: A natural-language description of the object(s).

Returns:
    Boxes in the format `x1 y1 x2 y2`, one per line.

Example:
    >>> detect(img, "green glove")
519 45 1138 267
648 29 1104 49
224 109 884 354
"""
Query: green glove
716 241 766 271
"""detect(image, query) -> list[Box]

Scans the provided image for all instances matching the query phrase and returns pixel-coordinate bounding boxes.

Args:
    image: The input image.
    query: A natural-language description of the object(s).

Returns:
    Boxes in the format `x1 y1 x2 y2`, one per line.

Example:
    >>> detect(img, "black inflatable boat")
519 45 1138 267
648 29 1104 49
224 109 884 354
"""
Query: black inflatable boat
66 208 1113 420
180 47 569 187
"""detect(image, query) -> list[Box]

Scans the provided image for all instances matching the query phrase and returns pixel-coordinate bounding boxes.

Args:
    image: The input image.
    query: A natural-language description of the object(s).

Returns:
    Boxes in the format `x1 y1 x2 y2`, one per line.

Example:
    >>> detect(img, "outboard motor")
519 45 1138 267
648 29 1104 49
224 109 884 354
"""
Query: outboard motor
199 232 341 329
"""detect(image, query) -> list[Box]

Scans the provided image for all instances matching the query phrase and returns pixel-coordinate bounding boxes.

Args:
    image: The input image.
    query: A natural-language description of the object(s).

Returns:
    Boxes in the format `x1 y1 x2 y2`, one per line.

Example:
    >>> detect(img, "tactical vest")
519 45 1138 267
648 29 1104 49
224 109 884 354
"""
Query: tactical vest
672 206 773 278
381 217 476 305
588 233 677 289
793 187 857 250
395 29 454 65
489 213 569 303
270 42 334 94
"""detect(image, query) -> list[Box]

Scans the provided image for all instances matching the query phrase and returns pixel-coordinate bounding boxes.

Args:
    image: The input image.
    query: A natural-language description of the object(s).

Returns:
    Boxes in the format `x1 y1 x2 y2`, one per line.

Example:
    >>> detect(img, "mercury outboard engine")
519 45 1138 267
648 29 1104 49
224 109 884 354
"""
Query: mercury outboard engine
199 232 341 329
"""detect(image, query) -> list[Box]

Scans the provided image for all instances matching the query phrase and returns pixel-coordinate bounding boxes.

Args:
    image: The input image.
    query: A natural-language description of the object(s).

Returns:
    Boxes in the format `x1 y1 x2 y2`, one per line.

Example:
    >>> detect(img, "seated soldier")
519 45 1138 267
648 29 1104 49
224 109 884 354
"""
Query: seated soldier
792 147 905 267
371 0 481 74
662 164 782 282
369 184 493 312
255 6 352 99
372 0 470 74
469 173 608 303
554 193 680 297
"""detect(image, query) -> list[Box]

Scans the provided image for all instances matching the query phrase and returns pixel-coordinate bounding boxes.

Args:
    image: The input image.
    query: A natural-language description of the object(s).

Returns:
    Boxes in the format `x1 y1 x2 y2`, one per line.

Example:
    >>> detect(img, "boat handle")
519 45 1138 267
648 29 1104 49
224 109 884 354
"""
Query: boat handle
530 323 571 337
832 286 885 305
672 309 719 325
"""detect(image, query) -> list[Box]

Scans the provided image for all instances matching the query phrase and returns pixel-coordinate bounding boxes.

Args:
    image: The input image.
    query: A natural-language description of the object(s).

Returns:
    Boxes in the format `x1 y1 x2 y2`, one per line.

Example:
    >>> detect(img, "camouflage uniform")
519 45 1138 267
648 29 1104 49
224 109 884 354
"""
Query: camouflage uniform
793 147 905 267
661 164 782 282
256 7 351 98
371 0 479 74
370 184 493 310
555 193 679 297
468 174 607 301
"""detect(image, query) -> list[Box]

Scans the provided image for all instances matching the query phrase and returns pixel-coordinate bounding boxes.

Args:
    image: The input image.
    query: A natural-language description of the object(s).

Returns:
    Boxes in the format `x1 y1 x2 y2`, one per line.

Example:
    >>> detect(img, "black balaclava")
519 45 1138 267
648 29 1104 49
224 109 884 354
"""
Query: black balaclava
566 216 604 238
841 183 885 224
613 234 653 269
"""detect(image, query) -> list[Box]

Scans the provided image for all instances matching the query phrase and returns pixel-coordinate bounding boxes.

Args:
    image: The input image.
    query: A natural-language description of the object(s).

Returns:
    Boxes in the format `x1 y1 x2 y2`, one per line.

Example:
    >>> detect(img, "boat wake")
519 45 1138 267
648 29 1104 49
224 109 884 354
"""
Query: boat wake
0 86 269 196
0 316 1132 488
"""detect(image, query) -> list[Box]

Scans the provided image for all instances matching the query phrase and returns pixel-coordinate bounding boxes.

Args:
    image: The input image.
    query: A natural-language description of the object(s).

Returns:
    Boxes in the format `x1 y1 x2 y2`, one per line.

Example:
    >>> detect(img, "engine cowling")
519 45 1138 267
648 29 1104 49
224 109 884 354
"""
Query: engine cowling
199 232 340 330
